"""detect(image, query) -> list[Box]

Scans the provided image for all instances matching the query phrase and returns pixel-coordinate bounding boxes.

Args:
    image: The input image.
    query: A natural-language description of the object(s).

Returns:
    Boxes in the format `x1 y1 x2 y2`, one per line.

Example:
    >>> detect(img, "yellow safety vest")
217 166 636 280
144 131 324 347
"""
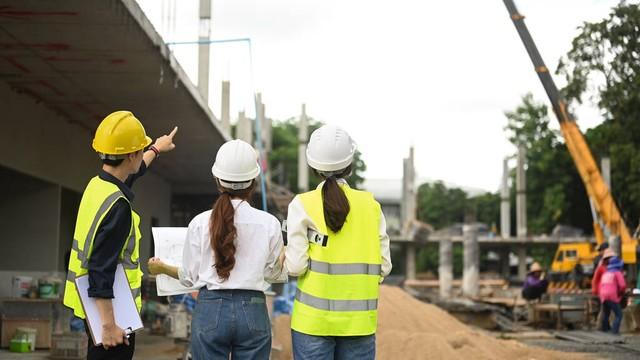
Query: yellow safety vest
63 176 143 319
291 184 382 336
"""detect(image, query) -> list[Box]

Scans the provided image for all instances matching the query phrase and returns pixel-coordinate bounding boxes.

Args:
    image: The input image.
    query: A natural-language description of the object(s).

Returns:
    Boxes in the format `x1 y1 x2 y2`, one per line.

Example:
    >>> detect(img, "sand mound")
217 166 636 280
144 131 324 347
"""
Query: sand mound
273 286 593 360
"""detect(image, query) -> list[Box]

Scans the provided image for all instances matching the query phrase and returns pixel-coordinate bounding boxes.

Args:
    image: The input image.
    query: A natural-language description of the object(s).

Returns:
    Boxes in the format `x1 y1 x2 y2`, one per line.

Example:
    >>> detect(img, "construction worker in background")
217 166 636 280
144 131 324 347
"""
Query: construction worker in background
285 125 392 360
598 256 626 334
593 243 610 271
521 262 549 301
63 111 177 360
148 139 287 360
592 248 616 297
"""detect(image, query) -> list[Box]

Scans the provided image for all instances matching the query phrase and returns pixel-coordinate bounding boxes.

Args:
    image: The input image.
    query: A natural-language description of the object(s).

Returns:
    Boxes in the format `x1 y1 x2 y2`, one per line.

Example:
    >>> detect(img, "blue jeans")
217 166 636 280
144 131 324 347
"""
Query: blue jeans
602 300 623 334
191 289 271 360
292 330 375 360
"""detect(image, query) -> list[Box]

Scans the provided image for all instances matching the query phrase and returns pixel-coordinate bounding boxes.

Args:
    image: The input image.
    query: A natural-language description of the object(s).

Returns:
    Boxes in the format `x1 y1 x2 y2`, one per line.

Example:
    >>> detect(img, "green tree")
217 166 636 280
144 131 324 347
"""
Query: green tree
269 118 367 192
416 181 467 229
558 2 640 229
504 94 591 234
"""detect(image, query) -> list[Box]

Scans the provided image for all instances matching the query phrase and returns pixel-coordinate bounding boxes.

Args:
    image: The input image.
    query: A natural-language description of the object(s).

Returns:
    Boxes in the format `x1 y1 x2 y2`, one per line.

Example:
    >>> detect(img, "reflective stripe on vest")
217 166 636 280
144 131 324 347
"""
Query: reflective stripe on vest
79 191 125 268
296 288 378 312
291 184 382 336
309 259 381 276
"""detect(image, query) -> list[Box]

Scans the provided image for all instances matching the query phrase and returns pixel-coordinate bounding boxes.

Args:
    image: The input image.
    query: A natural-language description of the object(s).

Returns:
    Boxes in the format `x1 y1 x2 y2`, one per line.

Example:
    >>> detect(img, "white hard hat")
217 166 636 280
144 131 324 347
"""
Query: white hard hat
306 125 356 172
211 140 260 189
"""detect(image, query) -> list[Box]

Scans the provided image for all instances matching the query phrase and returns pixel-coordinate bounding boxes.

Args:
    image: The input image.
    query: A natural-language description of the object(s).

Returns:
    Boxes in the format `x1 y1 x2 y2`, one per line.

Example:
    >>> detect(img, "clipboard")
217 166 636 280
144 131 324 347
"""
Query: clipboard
74 264 144 345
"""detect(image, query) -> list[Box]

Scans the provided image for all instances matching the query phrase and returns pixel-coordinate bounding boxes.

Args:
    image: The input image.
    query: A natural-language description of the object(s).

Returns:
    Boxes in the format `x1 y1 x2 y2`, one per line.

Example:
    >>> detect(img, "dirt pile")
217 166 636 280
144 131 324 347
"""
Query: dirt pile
274 285 594 360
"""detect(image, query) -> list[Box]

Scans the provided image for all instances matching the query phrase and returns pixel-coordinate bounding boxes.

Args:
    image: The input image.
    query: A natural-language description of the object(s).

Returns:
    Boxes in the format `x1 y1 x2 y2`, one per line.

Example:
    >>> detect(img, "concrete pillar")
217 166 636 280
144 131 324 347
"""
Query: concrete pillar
516 144 527 239
462 224 479 297
405 242 416 281
220 81 231 136
500 249 511 279
500 157 511 238
439 238 453 299
298 104 309 192
236 111 252 144
517 245 527 281
401 147 416 233
198 0 212 102
256 93 271 152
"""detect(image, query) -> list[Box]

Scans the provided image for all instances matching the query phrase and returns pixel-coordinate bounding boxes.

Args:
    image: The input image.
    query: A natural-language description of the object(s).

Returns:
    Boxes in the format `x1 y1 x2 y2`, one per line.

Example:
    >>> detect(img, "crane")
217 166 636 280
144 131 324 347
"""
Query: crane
502 0 637 284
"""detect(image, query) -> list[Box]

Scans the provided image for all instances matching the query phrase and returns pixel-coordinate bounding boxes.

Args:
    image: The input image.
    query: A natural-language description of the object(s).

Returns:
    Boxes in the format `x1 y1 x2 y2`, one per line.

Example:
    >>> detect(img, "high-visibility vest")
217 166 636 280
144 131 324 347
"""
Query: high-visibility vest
63 176 143 319
291 184 382 336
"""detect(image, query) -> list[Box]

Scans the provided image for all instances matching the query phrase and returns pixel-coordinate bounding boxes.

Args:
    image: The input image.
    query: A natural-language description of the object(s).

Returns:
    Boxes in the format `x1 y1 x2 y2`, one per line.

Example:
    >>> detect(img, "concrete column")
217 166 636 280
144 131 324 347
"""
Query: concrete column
500 157 511 238
462 224 479 297
517 245 527 281
405 242 416 281
439 238 453 299
516 144 527 238
298 104 309 192
220 81 231 136
236 111 252 144
259 100 271 152
500 249 511 279
401 147 416 234
198 0 212 102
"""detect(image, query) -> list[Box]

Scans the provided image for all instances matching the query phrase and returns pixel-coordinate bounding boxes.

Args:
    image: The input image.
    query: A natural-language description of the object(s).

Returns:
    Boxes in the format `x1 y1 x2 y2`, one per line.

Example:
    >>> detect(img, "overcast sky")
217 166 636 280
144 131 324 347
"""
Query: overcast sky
136 0 619 192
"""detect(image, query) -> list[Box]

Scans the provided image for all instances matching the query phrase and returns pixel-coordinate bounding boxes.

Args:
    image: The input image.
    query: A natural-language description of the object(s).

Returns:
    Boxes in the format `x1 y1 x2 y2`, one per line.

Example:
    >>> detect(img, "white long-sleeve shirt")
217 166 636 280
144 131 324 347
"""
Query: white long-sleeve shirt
285 181 392 278
178 199 287 291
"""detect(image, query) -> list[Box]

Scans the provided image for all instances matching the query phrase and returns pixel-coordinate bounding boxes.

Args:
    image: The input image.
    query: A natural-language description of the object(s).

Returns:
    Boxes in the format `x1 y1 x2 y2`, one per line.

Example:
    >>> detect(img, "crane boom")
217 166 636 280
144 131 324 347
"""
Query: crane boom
502 0 637 263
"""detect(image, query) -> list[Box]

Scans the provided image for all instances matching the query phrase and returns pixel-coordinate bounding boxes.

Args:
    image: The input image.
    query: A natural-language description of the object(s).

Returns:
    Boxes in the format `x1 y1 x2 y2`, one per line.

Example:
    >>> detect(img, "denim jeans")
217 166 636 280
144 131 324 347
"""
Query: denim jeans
602 300 623 334
292 330 375 360
191 289 271 360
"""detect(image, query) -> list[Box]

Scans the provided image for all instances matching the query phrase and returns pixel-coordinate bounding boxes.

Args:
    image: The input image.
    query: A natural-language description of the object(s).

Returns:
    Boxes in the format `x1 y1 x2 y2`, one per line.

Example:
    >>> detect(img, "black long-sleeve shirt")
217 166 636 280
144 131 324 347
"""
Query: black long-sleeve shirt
87 162 147 298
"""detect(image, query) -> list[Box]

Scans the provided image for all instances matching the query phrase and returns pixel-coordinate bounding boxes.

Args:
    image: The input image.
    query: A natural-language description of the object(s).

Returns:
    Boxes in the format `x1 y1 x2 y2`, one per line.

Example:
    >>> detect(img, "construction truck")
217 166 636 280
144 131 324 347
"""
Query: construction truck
502 0 638 290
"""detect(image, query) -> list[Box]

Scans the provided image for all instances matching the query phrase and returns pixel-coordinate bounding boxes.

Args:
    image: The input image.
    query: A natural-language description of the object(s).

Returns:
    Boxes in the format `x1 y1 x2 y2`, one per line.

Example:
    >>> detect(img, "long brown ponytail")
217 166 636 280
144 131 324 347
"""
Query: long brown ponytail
320 166 351 233
209 181 255 281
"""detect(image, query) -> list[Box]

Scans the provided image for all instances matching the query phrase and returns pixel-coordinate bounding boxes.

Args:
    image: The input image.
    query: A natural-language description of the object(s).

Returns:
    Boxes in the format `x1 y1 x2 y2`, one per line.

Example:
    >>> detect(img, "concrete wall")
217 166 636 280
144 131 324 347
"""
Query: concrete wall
0 168 60 271
0 80 172 292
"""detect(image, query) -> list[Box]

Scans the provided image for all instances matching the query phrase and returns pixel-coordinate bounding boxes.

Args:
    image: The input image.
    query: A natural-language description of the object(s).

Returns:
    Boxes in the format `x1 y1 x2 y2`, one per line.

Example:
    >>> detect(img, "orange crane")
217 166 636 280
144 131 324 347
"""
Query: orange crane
502 0 637 284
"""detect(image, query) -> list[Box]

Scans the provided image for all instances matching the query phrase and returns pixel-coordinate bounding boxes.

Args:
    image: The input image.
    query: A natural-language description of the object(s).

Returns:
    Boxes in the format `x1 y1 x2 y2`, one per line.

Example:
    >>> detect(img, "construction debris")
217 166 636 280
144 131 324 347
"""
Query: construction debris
554 331 625 345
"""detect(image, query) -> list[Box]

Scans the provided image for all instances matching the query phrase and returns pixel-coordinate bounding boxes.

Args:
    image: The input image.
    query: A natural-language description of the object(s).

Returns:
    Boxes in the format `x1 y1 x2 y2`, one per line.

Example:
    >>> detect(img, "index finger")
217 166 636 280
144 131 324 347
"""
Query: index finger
168 126 178 138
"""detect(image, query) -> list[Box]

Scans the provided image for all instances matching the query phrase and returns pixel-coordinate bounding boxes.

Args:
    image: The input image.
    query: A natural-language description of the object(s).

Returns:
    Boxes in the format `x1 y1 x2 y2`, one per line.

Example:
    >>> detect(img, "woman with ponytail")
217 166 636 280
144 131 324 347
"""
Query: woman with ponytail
148 140 286 360
285 125 392 360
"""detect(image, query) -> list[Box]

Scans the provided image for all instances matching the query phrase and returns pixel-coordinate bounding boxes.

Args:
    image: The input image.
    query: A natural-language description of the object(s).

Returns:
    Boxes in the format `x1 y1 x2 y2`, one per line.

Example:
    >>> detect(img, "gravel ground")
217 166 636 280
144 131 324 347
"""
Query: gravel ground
520 335 640 360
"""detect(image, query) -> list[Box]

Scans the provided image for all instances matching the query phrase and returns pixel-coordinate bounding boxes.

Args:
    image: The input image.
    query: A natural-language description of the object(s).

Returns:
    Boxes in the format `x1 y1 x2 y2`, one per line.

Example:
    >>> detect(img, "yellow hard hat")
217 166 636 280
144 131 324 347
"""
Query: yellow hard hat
92 111 152 155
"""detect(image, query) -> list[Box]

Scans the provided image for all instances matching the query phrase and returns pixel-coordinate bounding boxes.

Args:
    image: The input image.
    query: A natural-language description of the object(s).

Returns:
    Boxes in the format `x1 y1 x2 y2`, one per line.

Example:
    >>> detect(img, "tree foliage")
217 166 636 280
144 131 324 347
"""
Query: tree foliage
504 94 591 235
416 181 500 231
558 2 640 228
